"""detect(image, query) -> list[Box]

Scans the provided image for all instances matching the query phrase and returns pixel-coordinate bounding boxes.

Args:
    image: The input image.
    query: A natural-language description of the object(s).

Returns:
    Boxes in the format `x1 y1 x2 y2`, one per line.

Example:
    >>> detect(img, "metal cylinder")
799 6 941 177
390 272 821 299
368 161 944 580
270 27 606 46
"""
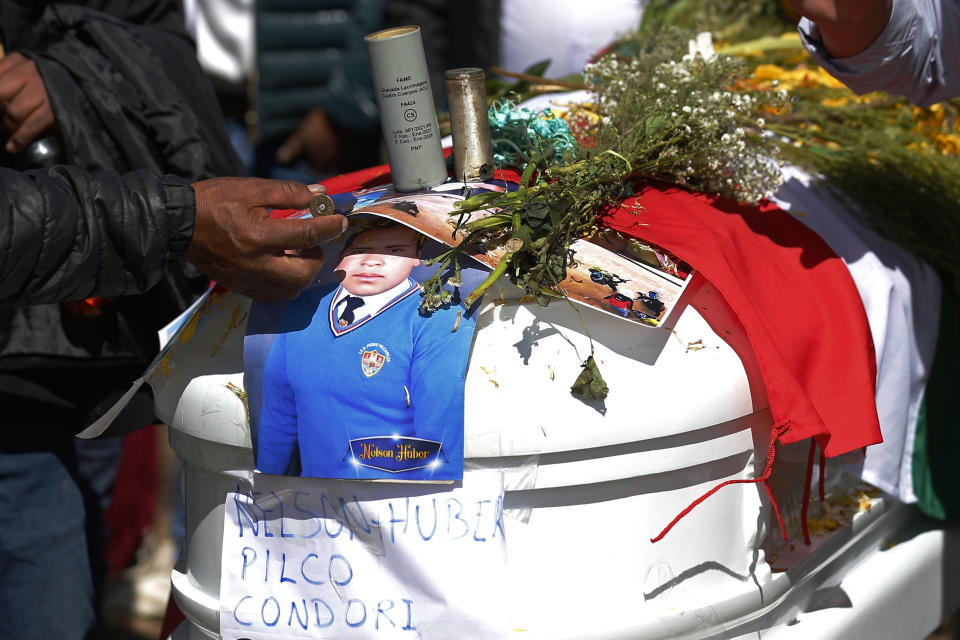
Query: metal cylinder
365 26 447 192
444 68 494 182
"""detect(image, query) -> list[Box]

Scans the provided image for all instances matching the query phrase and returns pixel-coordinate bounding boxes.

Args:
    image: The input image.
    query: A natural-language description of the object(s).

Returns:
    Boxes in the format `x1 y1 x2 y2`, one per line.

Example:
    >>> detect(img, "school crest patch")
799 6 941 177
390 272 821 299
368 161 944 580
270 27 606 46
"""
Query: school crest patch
361 349 386 377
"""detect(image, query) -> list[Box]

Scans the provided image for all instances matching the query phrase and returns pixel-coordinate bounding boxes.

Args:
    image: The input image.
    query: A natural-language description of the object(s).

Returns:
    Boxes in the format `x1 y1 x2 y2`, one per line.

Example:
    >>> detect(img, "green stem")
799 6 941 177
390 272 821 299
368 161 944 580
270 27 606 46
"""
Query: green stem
465 252 514 307
547 160 589 176
463 213 514 232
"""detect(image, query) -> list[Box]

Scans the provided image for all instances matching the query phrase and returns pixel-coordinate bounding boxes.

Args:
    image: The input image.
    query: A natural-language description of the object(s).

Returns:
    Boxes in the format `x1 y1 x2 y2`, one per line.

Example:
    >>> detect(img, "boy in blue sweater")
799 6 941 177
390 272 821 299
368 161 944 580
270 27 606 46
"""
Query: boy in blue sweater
256 222 475 480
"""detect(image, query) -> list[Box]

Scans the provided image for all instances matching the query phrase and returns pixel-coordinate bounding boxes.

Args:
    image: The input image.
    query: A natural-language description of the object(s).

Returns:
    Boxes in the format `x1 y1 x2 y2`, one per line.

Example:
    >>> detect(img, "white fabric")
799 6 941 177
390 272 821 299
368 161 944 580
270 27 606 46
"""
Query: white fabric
183 0 254 85
499 0 647 78
770 166 941 501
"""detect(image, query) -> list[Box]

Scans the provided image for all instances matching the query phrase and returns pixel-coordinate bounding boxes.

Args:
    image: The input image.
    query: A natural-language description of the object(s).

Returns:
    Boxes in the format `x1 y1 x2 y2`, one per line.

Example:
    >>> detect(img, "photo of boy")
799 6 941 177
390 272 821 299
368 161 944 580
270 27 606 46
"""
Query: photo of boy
255 221 476 480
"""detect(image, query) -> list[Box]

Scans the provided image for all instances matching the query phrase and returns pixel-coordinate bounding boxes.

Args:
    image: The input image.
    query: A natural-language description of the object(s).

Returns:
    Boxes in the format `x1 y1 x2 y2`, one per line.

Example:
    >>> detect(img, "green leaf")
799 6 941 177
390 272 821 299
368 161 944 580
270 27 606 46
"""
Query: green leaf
570 356 609 401
520 162 537 189
644 115 668 138
717 34 804 57
512 224 535 246
523 59 553 78
523 201 552 226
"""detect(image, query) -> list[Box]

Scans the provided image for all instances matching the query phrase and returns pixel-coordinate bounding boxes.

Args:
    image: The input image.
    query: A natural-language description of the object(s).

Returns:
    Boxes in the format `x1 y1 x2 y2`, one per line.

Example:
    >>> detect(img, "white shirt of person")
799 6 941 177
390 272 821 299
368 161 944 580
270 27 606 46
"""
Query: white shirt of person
798 0 960 106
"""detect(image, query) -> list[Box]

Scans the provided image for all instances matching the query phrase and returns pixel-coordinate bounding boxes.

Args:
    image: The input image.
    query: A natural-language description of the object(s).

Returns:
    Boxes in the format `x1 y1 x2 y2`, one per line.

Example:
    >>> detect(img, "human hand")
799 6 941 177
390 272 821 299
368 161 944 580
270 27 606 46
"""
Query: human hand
275 108 341 173
0 52 55 153
186 178 348 301
785 0 893 58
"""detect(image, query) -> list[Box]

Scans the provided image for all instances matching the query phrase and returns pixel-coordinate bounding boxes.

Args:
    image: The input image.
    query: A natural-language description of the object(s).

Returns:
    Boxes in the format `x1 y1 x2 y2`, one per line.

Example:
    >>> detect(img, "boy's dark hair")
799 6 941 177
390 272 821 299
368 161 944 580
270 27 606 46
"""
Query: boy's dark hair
342 219 425 252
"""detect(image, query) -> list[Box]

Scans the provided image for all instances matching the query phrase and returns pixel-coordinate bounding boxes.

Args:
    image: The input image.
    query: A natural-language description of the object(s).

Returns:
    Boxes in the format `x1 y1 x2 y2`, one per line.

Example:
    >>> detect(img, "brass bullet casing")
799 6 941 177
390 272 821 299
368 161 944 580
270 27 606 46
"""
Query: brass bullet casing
504 237 524 253
365 26 447 192
309 195 336 217
444 68 494 182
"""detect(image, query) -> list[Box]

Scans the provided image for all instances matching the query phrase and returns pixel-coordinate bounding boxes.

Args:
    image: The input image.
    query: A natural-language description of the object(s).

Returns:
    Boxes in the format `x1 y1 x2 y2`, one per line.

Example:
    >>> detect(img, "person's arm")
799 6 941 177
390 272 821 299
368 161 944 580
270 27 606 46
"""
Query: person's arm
788 0 893 58
794 0 960 105
256 333 300 475
0 167 346 307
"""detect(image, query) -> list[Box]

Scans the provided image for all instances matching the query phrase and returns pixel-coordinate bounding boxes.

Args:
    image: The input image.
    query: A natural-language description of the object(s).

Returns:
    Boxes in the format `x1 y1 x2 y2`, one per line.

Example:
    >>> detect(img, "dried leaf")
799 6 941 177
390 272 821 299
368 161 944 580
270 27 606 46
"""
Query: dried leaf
570 355 609 401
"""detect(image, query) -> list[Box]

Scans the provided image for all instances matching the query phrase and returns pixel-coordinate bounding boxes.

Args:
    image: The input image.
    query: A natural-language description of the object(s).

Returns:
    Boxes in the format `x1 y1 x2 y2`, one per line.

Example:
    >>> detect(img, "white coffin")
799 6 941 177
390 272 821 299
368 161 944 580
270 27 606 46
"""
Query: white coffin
160 272 800 639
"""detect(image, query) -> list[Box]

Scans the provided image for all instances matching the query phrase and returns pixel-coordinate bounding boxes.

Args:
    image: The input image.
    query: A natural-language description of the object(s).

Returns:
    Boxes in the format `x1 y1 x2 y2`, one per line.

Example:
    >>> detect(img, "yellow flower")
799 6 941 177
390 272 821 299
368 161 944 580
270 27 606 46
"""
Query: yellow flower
821 97 850 108
913 103 950 130
751 64 847 91
561 103 602 126
933 133 960 155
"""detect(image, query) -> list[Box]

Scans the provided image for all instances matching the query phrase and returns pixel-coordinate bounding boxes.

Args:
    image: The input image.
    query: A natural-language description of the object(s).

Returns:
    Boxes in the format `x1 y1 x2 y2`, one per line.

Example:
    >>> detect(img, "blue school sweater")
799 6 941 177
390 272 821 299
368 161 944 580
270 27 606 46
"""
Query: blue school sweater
257 279 475 480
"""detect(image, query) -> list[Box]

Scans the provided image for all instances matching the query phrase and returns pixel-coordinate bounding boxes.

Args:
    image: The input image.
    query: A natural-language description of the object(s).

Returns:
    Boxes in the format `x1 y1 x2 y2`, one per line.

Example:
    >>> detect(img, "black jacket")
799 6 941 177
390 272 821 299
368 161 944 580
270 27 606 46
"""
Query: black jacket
0 3 240 420
0 168 195 307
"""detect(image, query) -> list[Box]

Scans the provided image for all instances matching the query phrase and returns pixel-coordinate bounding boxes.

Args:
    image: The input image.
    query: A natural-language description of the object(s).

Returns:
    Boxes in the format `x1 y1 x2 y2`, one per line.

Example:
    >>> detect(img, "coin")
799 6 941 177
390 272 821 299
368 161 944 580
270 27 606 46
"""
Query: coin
309 195 336 217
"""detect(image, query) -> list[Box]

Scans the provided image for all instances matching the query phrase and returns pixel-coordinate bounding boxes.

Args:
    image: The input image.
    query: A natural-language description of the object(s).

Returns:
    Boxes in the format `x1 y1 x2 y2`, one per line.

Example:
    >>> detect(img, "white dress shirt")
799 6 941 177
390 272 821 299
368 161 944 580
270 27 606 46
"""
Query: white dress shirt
333 280 414 324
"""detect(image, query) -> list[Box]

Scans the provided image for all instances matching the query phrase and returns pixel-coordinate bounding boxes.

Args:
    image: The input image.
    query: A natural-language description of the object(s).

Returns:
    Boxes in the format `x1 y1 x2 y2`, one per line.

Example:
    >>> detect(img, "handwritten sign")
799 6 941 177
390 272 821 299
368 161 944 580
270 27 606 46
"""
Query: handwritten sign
220 472 509 639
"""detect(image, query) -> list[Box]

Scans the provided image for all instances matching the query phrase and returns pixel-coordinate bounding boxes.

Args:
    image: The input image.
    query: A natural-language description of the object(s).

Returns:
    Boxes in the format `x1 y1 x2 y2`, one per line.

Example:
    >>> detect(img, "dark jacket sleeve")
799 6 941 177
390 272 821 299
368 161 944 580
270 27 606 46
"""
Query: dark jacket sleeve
0 167 195 307
15 4 242 180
